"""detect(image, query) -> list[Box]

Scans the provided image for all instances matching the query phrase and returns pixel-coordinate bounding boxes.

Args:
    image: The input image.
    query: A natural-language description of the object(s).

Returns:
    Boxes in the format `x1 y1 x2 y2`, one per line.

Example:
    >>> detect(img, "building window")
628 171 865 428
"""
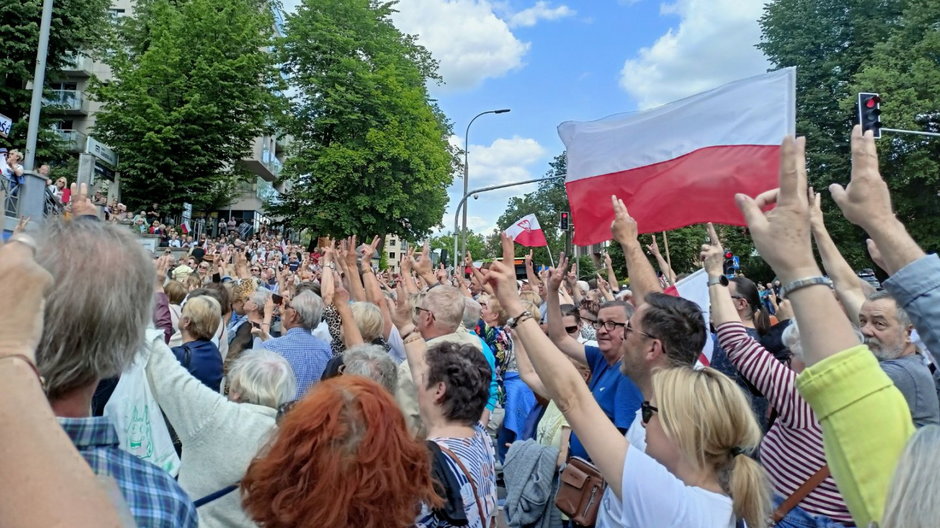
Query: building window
388 239 397 247
388 252 396 260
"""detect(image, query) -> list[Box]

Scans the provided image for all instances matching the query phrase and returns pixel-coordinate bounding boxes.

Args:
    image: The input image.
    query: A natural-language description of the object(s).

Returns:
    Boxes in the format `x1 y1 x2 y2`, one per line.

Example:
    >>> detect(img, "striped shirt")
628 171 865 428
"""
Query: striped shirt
716 322 852 523
417 424 497 528
261 327 331 398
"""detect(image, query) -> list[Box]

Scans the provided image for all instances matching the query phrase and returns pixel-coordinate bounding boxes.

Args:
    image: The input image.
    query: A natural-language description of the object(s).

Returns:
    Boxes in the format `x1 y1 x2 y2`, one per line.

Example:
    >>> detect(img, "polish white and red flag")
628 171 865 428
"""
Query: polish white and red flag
558 67 796 245
504 214 548 247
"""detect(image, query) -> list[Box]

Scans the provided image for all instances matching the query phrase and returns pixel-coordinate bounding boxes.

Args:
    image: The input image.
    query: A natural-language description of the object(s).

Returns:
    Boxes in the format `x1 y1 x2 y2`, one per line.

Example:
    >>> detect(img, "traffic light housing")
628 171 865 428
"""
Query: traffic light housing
723 251 736 277
858 92 882 139
560 211 570 230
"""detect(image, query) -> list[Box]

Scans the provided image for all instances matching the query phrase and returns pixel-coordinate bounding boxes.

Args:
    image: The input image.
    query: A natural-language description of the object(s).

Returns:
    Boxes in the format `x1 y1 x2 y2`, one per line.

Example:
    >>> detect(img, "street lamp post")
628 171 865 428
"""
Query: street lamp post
23 0 55 170
460 108 510 261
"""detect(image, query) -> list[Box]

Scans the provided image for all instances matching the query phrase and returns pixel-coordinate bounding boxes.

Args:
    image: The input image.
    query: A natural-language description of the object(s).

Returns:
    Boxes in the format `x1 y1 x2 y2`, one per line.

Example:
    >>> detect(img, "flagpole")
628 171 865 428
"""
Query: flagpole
662 231 672 275
545 246 555 268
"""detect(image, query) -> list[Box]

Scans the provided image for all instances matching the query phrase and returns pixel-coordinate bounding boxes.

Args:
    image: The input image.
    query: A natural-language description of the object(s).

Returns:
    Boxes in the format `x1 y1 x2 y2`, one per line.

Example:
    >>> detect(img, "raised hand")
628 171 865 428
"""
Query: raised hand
610 195 639 246
390 283 415 330
547 253 569 292
829 125 895 231
333 271 351 306
68 183 98 218
411 242 434 279
646 235 661 256
361 235 381 262
13 216 30 235
343 235 358 269
700 223 725 277
525 250 534 270
735 136 818 283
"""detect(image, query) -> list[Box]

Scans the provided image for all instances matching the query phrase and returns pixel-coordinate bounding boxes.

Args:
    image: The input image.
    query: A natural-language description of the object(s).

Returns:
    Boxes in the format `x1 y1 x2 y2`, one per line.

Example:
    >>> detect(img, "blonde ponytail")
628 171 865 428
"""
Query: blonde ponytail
729 452 771 528
653 367 772 528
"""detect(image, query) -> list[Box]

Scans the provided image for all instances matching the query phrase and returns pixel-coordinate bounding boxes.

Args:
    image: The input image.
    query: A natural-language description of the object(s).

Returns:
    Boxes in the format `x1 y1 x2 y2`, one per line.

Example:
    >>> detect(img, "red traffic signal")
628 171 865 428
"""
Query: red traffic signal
857 92 882 139
724 251 733 259
560 212 570 230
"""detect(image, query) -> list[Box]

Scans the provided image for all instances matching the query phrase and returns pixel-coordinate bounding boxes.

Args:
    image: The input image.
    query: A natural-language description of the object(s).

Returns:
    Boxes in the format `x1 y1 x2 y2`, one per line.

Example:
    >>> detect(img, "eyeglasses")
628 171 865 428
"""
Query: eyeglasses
415 306 431 316
641 401 659 425
625 320 657 340
591 320 627 332
565 325 580 334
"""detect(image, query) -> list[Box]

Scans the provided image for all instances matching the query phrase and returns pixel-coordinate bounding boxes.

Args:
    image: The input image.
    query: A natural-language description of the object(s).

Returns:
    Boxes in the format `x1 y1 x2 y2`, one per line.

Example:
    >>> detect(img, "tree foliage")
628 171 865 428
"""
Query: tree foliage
0 0 111 159
90 0 282 212
267 0 457 240
758 0 908 267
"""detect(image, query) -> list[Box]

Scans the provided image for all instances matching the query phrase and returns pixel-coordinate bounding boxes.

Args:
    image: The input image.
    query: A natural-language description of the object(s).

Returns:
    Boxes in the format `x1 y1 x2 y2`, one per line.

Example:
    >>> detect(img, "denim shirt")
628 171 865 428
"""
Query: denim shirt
882 253 940 366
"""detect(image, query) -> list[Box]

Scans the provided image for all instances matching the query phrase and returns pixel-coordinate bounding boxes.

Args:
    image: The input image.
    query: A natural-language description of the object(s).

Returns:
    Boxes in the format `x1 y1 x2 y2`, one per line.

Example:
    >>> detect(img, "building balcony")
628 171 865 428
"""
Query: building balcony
53 129 88 153
43 89 88 115
60 54 95 77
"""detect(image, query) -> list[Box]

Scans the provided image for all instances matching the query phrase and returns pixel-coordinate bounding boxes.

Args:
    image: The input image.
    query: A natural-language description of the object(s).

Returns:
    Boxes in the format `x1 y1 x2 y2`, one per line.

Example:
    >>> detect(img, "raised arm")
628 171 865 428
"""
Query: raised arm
486 234 628 499
524 250 541 290
512 333 550 398
647 235 676 286
400 246 419 294
610 196 662 305
545 253 587 365
332 274 365 349
702 223 811 428
411 242 440 290
603 252 620 291
809 189 866 324
341 236 367 302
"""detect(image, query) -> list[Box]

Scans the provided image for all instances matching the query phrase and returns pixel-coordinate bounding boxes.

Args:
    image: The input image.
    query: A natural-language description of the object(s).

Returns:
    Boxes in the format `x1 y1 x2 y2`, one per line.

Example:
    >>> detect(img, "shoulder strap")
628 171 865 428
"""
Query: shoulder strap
436 443 489 528
193 483 239 508
771 465 830 523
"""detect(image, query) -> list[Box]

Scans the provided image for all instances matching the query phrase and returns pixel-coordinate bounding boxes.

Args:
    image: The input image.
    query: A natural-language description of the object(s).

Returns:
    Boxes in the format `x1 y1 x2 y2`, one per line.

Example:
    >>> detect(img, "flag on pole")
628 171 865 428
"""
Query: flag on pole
663 268 714 367
504 214 548 247
180 221 191 235
558 67 796 246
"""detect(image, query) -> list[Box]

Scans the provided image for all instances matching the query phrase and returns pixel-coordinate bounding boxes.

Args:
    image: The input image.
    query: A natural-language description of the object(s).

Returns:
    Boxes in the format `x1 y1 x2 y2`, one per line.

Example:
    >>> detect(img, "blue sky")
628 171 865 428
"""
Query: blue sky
287 0 773 236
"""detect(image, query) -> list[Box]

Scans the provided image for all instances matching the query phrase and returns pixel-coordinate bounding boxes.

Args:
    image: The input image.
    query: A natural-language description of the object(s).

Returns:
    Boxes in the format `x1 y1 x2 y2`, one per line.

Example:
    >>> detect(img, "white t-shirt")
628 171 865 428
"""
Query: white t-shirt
619 444 734 528
597 410 644 528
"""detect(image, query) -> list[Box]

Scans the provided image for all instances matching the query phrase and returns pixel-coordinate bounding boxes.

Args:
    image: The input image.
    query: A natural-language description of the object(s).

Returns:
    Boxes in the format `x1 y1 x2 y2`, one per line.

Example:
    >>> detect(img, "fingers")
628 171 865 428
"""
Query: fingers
828 183 848 212
500 233 514 263
371 236 380 249
706 222 720 246
753 188 780 211
777 136 806 206
850 124 879 178
735 193 767 230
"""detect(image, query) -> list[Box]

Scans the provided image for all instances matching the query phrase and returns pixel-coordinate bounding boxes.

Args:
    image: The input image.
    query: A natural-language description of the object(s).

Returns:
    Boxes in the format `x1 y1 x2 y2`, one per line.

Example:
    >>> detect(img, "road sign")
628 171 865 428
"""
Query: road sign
0 113 12 138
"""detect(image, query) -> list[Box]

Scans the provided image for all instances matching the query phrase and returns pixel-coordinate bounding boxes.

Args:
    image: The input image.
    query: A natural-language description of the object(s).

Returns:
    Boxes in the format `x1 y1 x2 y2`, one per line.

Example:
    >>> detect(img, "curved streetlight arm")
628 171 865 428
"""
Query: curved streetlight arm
461 108 510 260
451 175 564 269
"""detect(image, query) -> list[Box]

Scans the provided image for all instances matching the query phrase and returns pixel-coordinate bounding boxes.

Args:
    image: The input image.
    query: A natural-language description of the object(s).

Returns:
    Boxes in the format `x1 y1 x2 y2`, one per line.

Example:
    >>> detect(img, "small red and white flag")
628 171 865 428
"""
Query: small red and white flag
504 214 548 247
559 67 796 245
664 268 714 367
180 221 191 235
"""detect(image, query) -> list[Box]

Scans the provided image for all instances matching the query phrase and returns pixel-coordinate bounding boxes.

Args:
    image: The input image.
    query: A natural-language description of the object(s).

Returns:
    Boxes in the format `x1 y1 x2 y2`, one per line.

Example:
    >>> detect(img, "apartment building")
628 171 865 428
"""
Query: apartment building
44 0 287 232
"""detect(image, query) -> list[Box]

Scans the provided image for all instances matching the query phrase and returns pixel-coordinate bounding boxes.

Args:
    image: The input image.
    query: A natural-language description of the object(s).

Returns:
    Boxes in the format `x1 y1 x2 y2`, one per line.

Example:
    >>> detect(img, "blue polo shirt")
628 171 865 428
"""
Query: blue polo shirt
568 345 643 460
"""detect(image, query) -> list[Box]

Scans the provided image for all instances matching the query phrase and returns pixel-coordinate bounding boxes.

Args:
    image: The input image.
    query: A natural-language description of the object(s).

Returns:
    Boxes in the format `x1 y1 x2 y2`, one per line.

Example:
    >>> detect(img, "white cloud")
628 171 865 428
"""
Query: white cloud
392 0 530 92
619 0 771 109
441 135 548 234
507 2 575 28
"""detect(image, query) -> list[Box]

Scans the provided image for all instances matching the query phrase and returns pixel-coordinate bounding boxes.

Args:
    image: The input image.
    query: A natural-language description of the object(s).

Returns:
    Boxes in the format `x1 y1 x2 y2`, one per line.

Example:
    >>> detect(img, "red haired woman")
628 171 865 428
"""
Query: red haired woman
241 375 440 527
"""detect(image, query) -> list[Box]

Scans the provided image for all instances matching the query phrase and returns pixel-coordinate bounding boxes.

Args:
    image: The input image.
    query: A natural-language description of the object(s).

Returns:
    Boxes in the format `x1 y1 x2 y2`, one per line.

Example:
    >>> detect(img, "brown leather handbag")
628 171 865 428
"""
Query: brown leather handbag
555 457 606 526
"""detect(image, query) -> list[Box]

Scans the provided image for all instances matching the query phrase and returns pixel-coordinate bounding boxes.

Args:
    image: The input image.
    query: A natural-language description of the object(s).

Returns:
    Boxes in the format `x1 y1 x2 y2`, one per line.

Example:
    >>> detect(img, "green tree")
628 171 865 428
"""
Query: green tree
429 229 488 264
850 0 940 254
90 0 282 212
0 0 111 159
758 0 907 267
267 0 457 240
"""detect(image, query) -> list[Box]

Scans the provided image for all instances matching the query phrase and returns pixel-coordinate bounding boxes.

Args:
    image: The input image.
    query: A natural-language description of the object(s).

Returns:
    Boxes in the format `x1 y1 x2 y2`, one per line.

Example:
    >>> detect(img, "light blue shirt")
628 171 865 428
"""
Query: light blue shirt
261 327 331 399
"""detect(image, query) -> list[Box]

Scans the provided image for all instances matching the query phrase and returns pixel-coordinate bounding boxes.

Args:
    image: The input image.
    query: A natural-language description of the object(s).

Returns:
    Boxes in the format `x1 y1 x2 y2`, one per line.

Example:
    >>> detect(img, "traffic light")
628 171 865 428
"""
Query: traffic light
858 92 882 139
723 251 736 277
560 211 570 230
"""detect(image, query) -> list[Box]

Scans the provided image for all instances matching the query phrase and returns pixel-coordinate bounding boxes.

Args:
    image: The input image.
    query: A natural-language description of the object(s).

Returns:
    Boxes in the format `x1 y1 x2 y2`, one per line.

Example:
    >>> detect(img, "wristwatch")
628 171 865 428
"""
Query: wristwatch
507 310 533 329
707 275 729 287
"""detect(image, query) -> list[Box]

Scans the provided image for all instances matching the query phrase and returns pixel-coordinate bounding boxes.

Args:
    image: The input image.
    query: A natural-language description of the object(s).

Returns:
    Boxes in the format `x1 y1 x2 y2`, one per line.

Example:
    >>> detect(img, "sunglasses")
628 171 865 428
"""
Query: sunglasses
565 325 580 334
641 401 659 425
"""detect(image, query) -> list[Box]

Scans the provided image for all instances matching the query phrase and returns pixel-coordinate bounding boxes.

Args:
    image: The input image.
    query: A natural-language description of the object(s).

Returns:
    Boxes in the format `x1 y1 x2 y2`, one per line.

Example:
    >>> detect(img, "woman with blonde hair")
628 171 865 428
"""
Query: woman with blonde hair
881 424 940 528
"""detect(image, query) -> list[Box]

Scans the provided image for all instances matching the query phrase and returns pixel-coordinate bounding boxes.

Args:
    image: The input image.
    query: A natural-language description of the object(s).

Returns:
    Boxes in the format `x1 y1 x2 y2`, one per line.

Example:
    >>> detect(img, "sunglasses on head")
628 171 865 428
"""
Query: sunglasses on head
641 401 659 425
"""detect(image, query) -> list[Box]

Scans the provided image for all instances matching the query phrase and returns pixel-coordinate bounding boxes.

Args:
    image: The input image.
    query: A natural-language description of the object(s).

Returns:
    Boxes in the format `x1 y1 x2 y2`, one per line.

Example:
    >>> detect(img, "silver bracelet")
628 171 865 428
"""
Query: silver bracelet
779 276 833 299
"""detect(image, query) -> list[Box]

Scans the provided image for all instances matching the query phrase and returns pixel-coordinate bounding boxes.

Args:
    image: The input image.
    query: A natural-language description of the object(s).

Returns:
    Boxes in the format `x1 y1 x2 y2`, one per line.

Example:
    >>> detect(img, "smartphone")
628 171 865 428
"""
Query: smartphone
272 294 283 305
251 321 262 330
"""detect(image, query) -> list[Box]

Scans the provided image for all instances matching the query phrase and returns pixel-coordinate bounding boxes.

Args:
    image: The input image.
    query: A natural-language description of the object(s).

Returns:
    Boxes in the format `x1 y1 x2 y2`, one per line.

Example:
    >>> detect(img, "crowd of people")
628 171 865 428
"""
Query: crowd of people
2 125 939 528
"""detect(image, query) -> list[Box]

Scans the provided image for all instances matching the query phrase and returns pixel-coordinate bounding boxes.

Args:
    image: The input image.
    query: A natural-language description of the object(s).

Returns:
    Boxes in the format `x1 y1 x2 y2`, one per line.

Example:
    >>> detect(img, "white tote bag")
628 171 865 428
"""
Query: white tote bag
104 329 181 476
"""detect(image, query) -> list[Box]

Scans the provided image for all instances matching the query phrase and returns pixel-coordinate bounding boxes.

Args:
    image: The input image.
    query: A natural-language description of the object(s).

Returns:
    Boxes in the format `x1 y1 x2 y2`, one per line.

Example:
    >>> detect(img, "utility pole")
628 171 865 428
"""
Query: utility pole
24 0 55 170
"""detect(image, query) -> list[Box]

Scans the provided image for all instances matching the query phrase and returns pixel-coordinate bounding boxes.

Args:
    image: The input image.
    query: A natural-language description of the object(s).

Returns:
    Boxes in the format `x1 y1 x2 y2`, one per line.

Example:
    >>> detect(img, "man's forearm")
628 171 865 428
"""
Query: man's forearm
866 218 926 276
812 221 866 322
620 241 661 304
